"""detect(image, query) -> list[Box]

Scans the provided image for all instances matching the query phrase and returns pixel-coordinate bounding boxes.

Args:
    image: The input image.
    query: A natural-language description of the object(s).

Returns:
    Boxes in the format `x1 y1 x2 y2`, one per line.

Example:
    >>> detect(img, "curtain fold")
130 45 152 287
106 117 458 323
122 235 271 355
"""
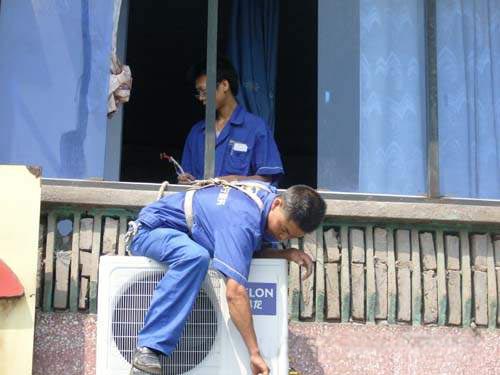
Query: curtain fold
227 0 279 131
437 0 500 199
358 0 427 195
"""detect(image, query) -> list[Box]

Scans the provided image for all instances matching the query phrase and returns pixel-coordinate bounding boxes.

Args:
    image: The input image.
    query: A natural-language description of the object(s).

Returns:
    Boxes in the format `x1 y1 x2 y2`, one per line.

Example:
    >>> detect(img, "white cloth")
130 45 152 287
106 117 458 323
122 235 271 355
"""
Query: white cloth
107 53 132 117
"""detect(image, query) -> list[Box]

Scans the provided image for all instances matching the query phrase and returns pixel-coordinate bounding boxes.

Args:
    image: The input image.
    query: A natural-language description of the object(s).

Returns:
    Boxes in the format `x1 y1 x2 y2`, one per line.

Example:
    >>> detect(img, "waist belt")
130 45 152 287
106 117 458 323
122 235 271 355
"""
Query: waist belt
182 179 271 233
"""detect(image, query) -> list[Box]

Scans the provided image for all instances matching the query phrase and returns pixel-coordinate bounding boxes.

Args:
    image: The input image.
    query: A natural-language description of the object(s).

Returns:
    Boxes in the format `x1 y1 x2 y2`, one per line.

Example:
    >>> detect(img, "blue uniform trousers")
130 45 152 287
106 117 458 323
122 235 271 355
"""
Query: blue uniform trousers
130 226 211 355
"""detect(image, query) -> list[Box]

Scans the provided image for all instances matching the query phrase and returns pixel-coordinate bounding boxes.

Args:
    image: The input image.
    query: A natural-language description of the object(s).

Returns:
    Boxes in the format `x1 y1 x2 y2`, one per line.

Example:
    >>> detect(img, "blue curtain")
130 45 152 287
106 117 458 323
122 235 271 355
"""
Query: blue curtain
358 0 427 195
0 0 114 179
437 0 500 199
227 0 279 131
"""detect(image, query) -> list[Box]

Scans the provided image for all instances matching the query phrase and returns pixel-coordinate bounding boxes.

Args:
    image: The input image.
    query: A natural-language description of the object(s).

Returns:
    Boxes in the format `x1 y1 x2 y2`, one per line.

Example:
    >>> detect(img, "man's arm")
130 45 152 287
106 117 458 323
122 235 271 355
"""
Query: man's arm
225 278 269 375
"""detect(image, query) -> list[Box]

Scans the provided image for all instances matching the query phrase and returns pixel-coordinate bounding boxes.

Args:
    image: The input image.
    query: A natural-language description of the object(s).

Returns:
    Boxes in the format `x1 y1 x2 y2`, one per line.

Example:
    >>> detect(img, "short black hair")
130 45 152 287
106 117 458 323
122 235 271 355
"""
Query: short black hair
280 185 327 233
187 57 239 96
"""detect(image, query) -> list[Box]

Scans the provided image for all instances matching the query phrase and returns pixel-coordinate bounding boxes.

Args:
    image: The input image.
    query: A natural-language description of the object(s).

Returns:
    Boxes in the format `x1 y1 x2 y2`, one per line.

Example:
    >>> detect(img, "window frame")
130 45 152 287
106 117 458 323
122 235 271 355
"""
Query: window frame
203 0 219 179
202 0 499 204
424 0 440 198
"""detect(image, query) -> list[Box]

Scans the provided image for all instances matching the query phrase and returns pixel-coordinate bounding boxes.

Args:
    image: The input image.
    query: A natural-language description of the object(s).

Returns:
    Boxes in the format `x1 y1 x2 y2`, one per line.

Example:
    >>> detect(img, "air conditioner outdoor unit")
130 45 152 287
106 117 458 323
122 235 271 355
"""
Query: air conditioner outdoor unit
96 256 289 375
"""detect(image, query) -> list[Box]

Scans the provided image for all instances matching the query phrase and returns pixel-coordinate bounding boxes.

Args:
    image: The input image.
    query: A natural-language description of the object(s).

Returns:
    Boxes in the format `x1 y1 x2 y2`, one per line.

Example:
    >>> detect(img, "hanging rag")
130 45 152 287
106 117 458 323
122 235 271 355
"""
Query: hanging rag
107 0 132 118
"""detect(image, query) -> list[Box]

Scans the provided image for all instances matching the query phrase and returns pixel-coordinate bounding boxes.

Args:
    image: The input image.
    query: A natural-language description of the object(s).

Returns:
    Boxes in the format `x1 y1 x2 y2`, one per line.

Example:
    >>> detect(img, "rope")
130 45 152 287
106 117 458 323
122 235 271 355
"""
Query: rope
188 179 267 210
182 178 271 233
124 221 141 255
156 181 170 200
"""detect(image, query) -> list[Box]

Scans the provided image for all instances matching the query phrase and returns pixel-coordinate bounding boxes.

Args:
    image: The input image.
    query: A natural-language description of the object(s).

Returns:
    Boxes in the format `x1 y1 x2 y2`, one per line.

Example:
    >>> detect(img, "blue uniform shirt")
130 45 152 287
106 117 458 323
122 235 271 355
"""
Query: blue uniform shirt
181 105 284 183
137 182 279 286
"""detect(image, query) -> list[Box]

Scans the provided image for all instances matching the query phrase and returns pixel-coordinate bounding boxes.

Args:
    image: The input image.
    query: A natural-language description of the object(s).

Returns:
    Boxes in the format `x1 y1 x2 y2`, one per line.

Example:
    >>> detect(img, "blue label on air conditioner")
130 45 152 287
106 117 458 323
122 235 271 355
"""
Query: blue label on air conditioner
247 282 276 316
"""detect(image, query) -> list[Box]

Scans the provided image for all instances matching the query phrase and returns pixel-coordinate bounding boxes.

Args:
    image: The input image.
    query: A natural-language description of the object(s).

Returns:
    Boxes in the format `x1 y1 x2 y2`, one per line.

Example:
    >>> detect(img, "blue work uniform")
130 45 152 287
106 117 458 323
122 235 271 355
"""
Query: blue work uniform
181 105 284 183
130 182 279 356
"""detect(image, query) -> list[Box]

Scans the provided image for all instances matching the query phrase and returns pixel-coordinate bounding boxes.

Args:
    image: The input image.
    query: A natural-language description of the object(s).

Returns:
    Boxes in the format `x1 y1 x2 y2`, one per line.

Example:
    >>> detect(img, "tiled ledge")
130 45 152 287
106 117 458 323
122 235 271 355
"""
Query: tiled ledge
42 179 500 225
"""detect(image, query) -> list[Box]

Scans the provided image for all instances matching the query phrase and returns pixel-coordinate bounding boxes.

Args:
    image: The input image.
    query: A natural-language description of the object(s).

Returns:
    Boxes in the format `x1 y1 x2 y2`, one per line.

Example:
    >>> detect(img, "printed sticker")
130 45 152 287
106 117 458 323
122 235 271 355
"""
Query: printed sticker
247 282 277 316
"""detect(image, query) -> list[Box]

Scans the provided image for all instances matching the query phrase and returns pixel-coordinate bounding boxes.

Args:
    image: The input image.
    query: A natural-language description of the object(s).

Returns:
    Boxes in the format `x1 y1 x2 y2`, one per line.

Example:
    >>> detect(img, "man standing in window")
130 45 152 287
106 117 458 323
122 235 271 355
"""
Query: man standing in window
178 58 284 185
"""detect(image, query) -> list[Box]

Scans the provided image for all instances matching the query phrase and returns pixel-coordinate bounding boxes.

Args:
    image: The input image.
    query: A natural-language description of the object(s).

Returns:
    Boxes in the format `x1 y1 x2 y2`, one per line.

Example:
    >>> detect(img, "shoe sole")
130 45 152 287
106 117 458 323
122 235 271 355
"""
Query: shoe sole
130 364 161 375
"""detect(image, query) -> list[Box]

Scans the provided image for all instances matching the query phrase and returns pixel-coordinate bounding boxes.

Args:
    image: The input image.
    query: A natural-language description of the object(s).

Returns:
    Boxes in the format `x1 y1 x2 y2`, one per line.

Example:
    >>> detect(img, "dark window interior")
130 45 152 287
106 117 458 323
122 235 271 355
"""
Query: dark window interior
275 0 317 188
121 0 317 188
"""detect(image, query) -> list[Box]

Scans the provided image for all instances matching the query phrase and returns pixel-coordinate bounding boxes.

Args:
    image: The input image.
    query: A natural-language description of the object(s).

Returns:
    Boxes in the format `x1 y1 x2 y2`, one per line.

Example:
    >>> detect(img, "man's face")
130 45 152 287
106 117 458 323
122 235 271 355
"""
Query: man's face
266 197 305 241
194 74 227 109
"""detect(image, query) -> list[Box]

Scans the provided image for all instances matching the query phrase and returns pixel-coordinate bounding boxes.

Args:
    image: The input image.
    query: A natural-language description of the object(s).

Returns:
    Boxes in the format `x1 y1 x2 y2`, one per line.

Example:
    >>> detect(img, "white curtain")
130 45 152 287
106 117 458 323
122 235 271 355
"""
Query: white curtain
437 0 500 199
359 0 427 195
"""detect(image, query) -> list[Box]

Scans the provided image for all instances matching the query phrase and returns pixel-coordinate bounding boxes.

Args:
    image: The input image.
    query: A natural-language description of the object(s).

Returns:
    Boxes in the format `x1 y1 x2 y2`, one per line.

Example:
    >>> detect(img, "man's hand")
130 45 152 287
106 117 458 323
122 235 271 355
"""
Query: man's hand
284 248 314 280
177 173 195 184
250 352 270 375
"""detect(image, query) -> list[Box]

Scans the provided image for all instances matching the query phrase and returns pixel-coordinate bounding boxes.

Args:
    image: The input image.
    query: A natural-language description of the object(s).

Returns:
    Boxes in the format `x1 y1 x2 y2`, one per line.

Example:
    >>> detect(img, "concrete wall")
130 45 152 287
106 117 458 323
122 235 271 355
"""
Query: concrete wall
288 322 500 375
0 166 41 375
32 312 500 375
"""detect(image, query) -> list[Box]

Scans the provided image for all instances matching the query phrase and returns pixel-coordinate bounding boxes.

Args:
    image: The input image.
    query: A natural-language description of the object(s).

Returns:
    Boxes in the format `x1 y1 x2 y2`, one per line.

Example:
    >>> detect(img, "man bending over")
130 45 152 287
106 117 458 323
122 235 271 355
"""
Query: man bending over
128 181 326 374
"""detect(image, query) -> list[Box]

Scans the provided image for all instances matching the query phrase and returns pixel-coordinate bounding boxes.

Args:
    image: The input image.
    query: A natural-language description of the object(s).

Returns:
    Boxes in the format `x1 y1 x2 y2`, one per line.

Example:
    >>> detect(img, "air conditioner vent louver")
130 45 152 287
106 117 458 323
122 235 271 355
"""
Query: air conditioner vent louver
111 270 219 375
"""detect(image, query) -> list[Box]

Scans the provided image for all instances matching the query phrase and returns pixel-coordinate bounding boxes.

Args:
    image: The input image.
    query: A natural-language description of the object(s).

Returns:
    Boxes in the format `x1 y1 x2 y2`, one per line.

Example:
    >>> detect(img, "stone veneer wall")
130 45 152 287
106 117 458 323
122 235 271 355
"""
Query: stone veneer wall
37 209 500 328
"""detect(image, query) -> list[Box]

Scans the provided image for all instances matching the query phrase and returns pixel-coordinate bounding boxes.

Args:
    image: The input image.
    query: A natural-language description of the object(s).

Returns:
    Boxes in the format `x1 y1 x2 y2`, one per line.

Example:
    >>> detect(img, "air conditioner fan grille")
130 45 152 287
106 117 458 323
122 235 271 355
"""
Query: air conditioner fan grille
111 270 219 375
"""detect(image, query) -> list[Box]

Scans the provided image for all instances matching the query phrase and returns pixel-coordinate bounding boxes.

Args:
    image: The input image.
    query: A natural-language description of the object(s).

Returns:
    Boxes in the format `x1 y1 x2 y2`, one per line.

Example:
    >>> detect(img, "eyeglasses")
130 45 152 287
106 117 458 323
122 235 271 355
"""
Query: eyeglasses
194 89 207 100
193 83 220 100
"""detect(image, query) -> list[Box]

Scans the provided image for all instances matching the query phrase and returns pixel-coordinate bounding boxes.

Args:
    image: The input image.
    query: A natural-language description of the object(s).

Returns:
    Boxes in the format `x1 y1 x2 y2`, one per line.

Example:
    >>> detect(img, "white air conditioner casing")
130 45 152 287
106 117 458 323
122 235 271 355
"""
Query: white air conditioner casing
96 256 288 375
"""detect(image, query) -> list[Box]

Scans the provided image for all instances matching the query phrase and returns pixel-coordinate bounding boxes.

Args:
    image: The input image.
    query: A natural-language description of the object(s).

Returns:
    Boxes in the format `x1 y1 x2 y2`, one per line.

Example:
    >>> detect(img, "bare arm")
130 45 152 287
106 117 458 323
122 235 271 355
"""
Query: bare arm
226 278 269 375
